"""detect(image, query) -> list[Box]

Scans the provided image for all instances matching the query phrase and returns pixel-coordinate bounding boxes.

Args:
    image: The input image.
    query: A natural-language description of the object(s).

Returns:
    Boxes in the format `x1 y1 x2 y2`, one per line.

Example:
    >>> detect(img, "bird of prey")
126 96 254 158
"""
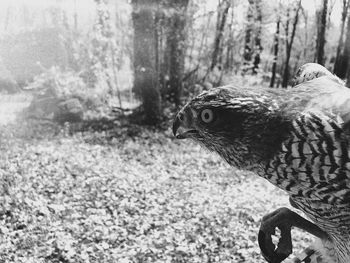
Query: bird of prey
173 65 350 263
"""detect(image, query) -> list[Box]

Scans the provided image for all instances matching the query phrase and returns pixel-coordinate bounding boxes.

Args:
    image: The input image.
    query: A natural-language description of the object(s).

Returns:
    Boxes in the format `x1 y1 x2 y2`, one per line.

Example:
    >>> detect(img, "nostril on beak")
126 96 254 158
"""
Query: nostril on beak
178 112 184 122
177 112 185 122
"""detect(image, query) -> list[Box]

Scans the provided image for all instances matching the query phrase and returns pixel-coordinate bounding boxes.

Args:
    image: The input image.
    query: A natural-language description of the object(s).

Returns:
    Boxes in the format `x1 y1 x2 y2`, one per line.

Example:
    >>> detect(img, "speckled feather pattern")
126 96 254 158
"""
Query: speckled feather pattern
292 63 345 87
179 75 350 263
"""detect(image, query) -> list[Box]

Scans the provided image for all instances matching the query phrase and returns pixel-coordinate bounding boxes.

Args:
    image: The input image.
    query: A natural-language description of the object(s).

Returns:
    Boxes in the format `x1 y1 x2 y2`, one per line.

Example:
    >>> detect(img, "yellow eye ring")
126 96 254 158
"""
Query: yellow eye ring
201 109 214 123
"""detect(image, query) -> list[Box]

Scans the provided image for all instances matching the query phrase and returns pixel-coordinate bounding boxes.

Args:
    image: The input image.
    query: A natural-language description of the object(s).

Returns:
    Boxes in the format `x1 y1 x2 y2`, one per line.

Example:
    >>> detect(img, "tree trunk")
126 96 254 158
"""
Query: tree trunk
224 7 235 71
194 12 213 76
301 8 309 59
165 0 189 106
282 0 302 88
243 0 262 74
132 0 162 125
252 0 262 74
270 16 280 88
243 0 254 72
315 0 328 65
211 0 230 70
347 59 350 87
343 16 350 80
334 0 350 77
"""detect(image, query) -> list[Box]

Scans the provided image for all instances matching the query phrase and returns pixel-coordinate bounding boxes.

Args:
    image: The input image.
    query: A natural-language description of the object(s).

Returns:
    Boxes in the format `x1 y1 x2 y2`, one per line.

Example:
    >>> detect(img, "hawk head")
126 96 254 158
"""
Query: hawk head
173 86 290 169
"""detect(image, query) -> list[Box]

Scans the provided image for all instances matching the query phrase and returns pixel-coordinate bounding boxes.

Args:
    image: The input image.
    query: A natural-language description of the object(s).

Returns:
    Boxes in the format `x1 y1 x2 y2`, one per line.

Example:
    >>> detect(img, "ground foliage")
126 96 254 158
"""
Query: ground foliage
0 121 313 263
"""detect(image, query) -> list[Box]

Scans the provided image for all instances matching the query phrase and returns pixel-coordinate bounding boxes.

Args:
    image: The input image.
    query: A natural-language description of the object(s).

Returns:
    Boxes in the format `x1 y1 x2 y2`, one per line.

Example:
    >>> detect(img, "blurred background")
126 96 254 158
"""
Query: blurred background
0 0 348 125
0 0 348 262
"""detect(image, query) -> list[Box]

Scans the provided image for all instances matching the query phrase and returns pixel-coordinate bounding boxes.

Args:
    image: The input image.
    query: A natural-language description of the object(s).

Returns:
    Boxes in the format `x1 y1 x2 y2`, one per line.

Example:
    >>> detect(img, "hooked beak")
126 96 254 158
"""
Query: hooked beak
173 112 198 139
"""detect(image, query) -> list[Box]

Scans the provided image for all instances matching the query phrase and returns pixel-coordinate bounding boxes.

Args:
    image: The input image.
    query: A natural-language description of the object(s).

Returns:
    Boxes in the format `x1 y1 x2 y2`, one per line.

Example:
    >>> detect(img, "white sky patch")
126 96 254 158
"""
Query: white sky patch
0 0 342 34
205 0 341 26
0 0 96 35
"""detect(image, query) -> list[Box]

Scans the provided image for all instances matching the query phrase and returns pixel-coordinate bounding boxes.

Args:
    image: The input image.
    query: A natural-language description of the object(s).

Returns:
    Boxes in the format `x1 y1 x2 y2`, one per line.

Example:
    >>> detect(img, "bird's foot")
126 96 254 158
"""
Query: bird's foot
258 207 328 263
258 207 294 263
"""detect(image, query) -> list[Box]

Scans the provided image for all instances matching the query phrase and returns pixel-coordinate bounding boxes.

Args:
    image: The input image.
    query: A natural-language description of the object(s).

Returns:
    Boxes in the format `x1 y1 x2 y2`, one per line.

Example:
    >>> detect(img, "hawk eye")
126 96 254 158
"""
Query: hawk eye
201 109 214 123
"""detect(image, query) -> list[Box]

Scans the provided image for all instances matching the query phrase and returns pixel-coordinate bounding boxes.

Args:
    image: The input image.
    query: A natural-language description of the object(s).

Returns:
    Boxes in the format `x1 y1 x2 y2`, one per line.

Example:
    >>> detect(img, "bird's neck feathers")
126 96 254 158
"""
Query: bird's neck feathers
198 135 257 170
198 111 292 172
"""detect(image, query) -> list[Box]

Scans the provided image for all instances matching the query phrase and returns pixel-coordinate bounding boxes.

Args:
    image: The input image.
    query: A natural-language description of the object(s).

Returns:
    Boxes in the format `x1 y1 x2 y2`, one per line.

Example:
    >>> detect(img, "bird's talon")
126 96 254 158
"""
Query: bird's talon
259 209 294 262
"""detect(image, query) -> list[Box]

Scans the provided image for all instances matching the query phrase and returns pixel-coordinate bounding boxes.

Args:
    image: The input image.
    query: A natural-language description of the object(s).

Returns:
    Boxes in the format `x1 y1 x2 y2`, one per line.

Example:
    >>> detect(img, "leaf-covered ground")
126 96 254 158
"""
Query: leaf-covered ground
0 119 313 263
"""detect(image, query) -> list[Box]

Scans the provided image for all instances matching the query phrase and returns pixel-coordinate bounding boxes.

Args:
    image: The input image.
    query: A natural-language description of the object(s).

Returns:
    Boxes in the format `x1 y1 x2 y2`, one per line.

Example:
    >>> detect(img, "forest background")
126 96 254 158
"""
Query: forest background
0 0 349 262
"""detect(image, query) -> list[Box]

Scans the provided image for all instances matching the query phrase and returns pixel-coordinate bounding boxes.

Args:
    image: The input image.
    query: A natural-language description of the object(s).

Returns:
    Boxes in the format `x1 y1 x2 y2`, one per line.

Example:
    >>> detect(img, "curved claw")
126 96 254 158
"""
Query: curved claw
258 207 328 263
258 208 294 263
258 230 290 263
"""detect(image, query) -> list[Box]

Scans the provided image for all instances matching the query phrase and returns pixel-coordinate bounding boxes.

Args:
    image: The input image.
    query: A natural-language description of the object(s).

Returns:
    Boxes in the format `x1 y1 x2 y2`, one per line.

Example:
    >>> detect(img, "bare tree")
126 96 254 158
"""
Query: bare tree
347 63 350 87
163 0 189 106
301 8 310 60
315 0 328 65
252 0 262 73
211 0 230 70
345 17 350 85
341 12 350 80
242 0 263 74
243 0 254 72
132 0 162 124
185 10 215 82
282 0 302 88
334 0 350 77
224 6 235 71
270 15 280 87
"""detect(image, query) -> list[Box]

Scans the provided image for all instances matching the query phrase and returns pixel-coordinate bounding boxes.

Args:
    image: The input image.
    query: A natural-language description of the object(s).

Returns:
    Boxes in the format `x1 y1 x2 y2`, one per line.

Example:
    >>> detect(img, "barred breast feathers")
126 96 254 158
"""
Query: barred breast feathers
262 77 350 233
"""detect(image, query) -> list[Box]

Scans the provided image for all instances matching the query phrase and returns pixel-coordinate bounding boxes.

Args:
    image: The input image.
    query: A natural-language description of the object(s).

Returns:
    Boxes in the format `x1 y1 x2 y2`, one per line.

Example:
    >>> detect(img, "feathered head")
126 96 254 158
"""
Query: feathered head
173 86 290 169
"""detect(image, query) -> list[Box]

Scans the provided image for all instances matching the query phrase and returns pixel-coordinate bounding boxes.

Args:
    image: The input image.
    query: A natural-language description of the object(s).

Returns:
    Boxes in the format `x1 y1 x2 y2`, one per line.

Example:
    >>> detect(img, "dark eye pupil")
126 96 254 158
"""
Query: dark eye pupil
204 113 210 120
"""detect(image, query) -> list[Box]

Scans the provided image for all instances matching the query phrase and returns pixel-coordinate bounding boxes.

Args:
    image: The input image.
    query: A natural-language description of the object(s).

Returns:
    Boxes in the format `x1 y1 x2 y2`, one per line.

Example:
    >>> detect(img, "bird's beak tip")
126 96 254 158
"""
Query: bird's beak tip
173 114 191 139
173 111 197 139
